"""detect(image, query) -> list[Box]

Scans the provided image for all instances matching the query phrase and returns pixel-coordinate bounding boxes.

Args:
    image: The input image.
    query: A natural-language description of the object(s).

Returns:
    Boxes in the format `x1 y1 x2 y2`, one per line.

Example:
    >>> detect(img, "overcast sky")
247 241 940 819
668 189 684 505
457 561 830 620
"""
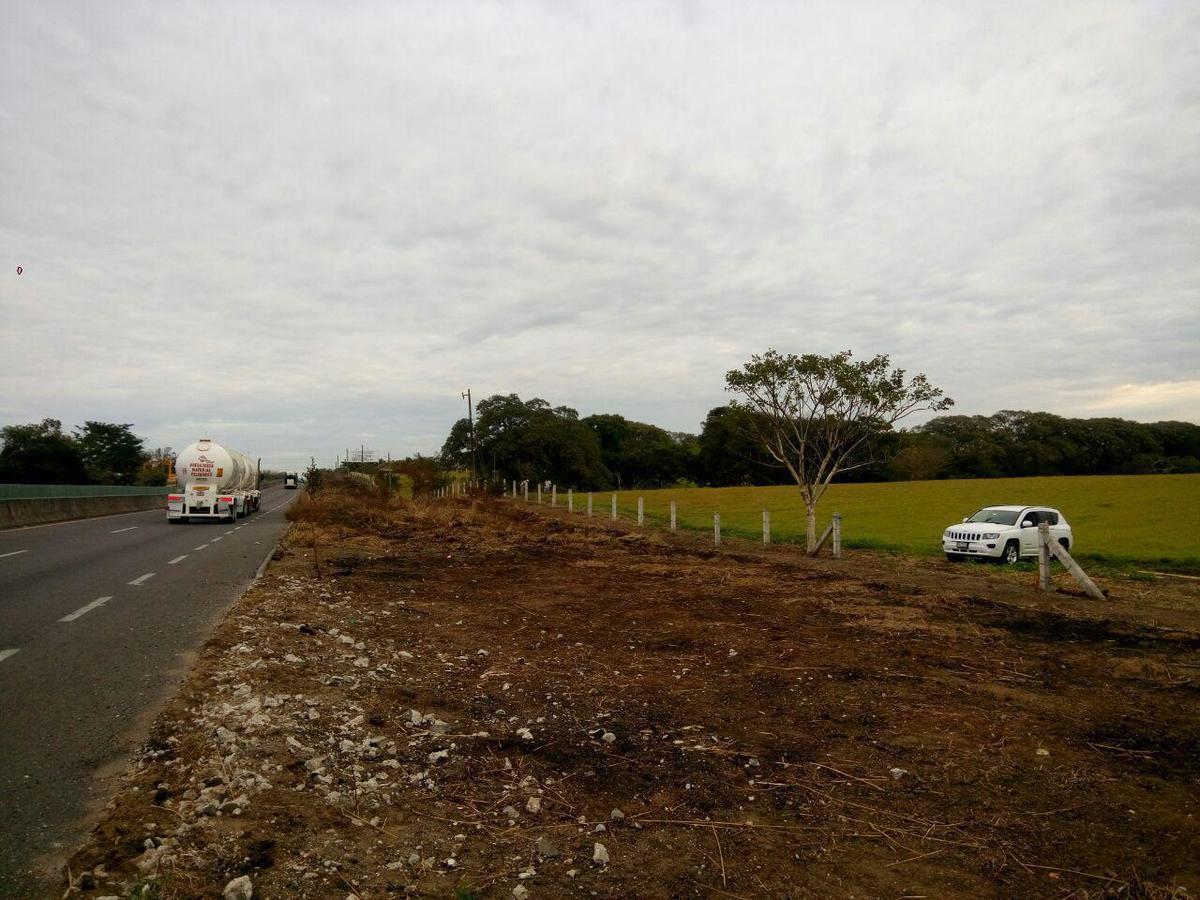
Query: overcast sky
2 1 1197 470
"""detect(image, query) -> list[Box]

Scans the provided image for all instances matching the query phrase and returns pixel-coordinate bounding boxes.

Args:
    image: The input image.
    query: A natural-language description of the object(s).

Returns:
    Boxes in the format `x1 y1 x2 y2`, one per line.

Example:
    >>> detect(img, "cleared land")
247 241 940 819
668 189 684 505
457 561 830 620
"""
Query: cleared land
60 489 1200 899
595 473 1200 569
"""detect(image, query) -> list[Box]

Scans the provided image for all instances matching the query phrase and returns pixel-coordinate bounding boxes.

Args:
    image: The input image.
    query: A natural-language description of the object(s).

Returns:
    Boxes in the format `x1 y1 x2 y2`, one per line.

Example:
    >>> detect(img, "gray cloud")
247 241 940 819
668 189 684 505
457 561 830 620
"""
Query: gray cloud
2 0 1198 471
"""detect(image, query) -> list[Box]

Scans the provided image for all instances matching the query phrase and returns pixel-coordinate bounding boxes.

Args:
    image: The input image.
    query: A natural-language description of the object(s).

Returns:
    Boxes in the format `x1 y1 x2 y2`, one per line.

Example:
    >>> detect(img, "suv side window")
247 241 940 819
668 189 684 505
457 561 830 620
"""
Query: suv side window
1037 510 1059 525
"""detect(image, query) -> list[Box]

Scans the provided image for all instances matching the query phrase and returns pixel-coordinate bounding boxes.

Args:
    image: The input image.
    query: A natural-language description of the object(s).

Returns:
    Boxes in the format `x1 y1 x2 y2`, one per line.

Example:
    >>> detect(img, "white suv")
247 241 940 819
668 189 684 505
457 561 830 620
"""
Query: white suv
943 506 1073 564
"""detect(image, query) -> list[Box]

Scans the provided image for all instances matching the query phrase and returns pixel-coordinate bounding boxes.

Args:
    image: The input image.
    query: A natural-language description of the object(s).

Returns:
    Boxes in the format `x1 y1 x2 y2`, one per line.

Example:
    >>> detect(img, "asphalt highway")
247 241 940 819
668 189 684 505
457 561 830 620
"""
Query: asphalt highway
0 484 298 896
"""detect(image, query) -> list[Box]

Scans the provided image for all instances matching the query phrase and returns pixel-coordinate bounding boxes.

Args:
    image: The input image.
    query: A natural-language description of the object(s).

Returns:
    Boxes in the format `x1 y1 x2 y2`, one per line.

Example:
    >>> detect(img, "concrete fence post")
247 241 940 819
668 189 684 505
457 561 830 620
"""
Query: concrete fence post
611 494 617 521
523 481 529 503
714 512 721 546
832 513 842 559
537 483 542 505
552 484 557 507
763 508 771 545
670 500 677 531
1038 522 1052 591
512 481 517 499
587 492 593 517
637 496 644 526
568 489 573 513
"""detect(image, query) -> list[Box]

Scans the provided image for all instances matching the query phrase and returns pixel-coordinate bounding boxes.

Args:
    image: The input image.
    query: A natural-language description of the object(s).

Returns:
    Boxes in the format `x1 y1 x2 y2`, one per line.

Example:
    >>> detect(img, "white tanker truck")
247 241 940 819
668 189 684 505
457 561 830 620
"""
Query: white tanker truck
167 438 262 523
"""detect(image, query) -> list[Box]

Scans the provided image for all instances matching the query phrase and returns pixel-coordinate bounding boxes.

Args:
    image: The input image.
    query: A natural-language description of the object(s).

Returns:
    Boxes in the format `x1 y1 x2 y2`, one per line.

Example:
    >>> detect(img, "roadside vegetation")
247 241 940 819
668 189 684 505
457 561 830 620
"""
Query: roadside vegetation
440 397 1200 491
0 418 171 486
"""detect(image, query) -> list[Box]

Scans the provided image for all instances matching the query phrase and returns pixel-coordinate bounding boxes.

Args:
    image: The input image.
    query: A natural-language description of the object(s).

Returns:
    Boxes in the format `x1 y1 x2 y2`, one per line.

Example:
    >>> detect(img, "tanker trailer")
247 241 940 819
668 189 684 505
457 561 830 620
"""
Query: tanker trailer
167 438 262 523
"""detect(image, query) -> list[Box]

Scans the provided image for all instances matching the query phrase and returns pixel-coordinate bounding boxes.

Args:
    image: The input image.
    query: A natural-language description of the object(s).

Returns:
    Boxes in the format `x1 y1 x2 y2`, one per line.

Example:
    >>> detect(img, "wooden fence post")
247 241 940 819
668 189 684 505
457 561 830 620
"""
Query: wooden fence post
568 489 573 513
1038 523 1052 591
587 492 593 517
637 496 644 526
714 512 721 546
611 494 617 521
763 508 770 545
832 513 842 559
1047 534 1106 601
670 500 677 531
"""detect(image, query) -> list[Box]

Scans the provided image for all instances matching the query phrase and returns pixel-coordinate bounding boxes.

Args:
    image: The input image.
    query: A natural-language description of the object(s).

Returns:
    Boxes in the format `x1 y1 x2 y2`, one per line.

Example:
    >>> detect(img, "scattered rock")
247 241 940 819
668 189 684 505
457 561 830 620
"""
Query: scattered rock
889 767 909 779
512 885 529 899
517 727 534 740
428 749 450 765
610 808 625 821
223 875 253 900
535 836 560 858
525 796 542 814
601 731 616 743
593 842 610 865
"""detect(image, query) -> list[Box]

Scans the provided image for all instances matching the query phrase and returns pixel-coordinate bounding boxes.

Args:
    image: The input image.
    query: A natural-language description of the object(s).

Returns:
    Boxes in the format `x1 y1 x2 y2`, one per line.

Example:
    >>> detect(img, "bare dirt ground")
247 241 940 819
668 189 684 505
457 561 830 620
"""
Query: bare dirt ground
60 491 1200 899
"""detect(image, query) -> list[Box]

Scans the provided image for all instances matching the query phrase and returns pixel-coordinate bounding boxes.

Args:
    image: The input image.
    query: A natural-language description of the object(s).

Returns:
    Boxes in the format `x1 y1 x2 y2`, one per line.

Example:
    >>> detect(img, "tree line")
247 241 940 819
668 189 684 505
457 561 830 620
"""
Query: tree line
0 419 172 486
441 396 1200 490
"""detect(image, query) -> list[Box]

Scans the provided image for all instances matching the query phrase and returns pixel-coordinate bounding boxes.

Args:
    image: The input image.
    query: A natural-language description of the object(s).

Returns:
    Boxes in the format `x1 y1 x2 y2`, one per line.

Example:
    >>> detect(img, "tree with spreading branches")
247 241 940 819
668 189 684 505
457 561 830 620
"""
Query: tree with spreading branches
725 350 953 552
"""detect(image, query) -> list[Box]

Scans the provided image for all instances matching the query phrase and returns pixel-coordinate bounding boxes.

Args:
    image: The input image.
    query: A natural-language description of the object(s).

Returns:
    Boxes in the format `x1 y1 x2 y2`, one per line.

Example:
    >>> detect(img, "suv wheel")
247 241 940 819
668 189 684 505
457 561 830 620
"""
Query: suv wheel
1002 540 1020 565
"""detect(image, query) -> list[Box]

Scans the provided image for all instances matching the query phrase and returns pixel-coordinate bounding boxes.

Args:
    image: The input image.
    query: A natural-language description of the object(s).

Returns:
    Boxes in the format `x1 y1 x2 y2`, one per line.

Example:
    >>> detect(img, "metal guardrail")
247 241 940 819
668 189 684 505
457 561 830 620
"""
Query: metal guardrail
0 484 173 500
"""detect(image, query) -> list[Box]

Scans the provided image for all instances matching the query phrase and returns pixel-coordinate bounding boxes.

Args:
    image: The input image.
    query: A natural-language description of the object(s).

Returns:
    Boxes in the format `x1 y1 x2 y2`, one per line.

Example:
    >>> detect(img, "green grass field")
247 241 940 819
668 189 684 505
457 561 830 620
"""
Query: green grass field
563 474 1199 570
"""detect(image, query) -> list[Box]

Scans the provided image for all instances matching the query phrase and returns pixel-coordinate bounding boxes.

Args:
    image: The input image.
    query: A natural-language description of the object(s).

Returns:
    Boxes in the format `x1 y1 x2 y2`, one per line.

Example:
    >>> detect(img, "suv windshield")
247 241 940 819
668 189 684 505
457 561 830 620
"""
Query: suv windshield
967 508 1020 526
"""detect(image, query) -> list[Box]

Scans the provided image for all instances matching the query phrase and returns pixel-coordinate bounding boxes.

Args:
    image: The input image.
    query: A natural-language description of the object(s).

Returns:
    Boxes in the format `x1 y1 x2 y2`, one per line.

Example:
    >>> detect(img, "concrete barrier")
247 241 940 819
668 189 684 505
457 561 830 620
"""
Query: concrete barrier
0 494 166 529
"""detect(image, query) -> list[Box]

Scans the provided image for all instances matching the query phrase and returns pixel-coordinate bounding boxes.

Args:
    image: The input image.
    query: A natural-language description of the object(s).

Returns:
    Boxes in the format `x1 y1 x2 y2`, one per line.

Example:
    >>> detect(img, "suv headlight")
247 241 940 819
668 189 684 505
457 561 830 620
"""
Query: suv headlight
980 532 1000 539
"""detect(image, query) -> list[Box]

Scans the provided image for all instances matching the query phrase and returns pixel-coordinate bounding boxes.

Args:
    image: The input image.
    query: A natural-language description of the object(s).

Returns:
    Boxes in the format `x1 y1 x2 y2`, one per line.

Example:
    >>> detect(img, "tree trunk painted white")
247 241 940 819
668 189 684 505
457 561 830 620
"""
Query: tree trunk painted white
805 504 817 552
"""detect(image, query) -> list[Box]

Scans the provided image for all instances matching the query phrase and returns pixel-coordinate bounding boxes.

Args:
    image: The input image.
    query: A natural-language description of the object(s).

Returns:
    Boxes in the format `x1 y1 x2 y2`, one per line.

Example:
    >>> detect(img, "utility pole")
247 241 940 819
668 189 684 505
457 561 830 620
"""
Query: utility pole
462 388 476 482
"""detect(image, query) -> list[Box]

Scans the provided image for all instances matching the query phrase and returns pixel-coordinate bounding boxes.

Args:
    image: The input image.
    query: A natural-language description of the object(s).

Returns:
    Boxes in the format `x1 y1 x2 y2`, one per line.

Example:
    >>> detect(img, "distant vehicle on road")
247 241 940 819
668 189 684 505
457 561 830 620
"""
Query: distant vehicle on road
284 473 299 489
943 505 1073 564
168 439 261 523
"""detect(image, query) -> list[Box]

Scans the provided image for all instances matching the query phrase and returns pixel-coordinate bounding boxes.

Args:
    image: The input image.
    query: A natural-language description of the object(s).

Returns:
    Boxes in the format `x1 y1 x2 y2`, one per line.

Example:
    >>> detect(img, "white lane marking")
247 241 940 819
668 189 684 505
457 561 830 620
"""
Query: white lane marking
224 530 235 535
235 526 243 531
194 544 209 551
59 596 112 622
0 550 29 559
211 536 223 542
111 526 138 534
129 572 156 586
168 555 188 565
0 648 20 664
